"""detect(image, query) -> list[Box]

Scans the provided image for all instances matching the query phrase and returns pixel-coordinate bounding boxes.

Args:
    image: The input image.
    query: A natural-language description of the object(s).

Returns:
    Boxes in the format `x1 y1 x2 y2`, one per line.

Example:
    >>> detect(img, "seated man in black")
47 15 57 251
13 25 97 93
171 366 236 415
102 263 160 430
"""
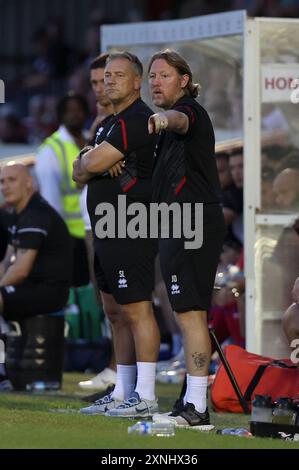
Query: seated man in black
0 163 72 327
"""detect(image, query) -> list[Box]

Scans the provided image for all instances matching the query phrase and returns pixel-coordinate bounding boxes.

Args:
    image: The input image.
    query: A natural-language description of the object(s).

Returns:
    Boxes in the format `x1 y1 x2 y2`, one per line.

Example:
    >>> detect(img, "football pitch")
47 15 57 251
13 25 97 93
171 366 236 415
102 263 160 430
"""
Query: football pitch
0 373 298 450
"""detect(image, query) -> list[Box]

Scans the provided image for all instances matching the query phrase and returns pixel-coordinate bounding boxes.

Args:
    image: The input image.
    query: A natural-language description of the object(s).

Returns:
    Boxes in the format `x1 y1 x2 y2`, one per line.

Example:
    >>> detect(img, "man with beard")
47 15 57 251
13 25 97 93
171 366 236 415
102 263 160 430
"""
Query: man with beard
148 49 225 429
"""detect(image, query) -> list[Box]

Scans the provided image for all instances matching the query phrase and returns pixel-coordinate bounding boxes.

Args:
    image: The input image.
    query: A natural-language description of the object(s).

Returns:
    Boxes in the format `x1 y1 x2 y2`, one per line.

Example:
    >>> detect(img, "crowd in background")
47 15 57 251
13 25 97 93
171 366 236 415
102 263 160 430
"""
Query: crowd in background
2 0 299 145
1 0 299 377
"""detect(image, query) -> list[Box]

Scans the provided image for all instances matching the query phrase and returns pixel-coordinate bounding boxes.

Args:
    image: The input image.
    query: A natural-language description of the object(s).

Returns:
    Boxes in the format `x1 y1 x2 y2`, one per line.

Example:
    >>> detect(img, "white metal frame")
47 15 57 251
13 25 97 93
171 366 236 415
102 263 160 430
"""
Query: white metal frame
243 19 261 352
251 14 299 218
101 10 245 49
244 17 299 354
256 214 299 226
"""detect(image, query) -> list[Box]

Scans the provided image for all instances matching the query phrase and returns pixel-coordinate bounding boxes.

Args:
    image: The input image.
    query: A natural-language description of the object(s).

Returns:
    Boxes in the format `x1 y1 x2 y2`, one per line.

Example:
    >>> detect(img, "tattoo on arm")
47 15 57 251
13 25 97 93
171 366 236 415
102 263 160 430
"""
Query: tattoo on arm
19 249 29 254
192 352 208 370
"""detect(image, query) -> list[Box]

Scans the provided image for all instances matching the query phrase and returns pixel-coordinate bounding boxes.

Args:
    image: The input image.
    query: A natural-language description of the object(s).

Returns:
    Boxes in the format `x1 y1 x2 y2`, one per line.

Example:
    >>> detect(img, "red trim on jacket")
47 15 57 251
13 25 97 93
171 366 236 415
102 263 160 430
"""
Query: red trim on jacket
175 176 187 194
123 178 137 192
118 118 128 151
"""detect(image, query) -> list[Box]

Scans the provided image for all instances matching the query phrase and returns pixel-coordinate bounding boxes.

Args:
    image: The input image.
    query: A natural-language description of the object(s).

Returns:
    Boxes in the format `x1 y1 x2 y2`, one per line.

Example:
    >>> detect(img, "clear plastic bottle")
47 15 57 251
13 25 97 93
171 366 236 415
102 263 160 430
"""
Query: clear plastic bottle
217 428 252 437
26 381 60 392
128 421 175 436
272 397 295 425
251 395 273 423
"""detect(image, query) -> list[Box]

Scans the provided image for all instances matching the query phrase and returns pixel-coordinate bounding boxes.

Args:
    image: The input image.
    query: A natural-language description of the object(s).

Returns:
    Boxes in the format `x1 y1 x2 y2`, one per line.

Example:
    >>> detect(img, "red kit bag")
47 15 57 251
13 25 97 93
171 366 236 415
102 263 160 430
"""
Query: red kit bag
211 345 299 413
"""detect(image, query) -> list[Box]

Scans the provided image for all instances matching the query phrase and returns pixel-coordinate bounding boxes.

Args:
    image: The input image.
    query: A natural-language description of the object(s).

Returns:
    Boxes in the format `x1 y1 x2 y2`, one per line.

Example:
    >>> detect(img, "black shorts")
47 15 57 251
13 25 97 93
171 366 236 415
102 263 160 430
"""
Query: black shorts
0 281 69 321
94 237 158 305
159 203 225 313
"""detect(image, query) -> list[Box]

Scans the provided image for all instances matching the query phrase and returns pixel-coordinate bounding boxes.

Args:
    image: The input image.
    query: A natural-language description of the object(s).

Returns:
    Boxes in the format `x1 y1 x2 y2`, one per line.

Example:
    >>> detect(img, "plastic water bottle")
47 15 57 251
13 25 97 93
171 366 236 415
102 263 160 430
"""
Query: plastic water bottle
26 381 60 392
217 428 252 437
272 398 295 425
251 395 273 423
128 421 175 436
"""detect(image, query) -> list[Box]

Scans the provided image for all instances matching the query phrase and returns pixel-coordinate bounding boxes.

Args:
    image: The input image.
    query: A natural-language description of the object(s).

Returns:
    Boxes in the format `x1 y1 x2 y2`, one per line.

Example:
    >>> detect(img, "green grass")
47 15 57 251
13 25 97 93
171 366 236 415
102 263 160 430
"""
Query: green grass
0 373 298 449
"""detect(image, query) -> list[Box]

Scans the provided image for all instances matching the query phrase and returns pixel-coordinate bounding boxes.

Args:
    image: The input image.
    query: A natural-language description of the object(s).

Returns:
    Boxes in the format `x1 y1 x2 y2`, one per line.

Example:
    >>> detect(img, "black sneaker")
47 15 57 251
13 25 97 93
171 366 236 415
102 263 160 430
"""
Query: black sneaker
170 398 185 416
152 397 184 422
153 402 214 430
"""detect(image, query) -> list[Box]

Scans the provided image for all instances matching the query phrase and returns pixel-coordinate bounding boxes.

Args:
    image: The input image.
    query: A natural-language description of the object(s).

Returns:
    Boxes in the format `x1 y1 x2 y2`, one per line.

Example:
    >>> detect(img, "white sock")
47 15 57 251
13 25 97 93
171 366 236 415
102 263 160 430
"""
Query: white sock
135 362 156 401
185 375 208 413
112 364 136 401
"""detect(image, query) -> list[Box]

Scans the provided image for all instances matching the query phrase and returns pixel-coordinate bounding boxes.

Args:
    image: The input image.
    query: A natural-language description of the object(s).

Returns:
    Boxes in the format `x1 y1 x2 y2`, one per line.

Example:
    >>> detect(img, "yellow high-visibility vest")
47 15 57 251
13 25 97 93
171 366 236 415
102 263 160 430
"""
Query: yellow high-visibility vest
40 131 85 238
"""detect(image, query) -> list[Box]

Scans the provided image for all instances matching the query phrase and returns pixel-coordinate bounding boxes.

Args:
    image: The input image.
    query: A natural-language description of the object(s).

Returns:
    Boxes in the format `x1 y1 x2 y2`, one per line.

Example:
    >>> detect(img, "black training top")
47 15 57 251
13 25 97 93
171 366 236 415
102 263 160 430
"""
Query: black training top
8 193 72 284
87 115 113 146
152 95 222 204
93 114 113 145
87 98 156 233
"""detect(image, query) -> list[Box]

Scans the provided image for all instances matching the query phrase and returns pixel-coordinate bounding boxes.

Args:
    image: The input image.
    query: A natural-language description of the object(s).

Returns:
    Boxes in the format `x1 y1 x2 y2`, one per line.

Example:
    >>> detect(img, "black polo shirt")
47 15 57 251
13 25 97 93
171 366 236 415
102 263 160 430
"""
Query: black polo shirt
87 98 156 234
8 193 72 284
152 95 222 204
93 114 113 145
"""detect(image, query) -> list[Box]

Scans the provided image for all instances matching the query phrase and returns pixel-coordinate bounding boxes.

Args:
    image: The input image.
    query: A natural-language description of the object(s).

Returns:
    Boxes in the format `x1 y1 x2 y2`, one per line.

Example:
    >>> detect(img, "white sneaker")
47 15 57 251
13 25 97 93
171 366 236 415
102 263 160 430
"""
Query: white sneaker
78 368 116 390
79 392 122 415
106 391 158 418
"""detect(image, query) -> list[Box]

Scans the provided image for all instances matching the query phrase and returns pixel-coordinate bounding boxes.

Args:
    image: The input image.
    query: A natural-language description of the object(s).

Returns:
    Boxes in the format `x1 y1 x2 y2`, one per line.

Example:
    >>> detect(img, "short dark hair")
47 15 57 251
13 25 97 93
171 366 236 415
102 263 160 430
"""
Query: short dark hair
57 93 89 123
89 53 109 71
106 51 143 76
148 49 200 98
